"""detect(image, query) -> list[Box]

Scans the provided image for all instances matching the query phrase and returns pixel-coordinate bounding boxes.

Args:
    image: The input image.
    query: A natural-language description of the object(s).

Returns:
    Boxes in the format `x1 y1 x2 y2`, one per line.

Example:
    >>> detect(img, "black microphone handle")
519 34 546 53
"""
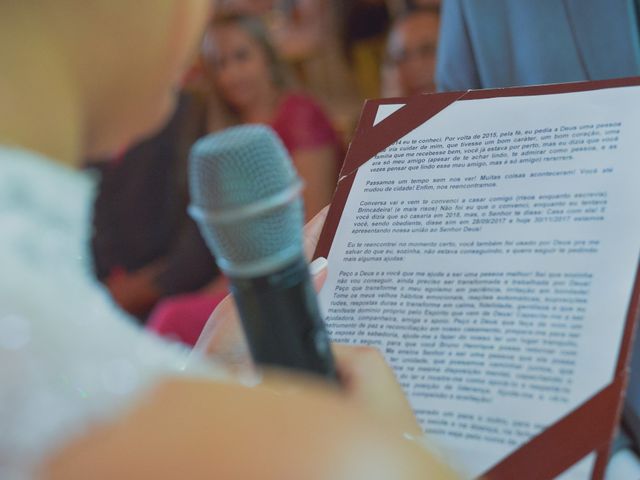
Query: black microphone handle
228 255 337 380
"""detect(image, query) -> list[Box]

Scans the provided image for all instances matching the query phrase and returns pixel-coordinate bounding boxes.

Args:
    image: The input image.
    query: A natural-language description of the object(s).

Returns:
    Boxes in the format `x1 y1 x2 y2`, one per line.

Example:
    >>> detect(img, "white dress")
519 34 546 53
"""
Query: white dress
0 147 218 479
4 146 640 480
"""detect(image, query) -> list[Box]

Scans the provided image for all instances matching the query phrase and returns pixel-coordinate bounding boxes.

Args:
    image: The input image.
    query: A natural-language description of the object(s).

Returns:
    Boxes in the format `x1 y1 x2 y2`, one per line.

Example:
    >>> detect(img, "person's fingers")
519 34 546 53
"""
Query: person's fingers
304 204 330 260
333 344 423 437
309 256 328 291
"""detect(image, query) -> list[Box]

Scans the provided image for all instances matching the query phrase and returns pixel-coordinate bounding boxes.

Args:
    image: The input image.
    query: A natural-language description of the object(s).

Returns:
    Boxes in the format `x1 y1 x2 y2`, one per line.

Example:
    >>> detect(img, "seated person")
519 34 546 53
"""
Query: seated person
382 7 440 97
147 14 346 344
0 1 455 479
201 13 343 221
90 92 225 321
436 2 640 475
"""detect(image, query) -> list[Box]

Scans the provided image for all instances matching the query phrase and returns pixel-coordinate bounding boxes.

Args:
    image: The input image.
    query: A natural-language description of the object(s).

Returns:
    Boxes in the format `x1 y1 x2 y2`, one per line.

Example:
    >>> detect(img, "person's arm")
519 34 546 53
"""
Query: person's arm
106 220 220 318
43 348 457 480
293 146 339 221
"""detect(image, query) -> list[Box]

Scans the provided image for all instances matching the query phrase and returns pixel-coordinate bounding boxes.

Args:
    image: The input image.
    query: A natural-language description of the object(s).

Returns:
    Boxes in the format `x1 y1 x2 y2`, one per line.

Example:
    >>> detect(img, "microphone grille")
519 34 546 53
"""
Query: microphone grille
188 125 304 277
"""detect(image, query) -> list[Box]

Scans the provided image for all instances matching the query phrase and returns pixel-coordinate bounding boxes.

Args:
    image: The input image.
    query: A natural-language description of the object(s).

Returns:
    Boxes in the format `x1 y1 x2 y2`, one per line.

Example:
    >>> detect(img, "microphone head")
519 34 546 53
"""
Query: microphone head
188 125 304 278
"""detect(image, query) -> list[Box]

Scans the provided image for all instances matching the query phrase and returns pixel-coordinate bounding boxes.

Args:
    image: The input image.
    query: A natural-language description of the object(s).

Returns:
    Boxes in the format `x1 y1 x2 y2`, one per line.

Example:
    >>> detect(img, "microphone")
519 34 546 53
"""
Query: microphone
188 125 337 380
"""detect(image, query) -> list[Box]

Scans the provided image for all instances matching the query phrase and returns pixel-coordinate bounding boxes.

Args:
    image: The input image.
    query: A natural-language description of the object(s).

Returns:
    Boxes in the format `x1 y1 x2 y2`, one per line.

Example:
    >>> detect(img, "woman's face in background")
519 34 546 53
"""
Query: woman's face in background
387 12 439 96
203 24 275 112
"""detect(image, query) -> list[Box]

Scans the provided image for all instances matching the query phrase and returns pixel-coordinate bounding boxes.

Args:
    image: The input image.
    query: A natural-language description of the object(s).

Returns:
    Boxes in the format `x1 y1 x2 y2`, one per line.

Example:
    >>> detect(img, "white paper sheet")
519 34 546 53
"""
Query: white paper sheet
320 86 640 477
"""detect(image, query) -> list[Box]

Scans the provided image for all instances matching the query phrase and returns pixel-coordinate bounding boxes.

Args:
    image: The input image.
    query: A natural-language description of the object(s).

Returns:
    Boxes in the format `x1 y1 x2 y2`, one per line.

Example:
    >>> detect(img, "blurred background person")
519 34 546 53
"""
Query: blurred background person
202 13 343 220
268 0 364 144
382 7 440 97
435 0 640 92
145 13 345 346
90 93 226 322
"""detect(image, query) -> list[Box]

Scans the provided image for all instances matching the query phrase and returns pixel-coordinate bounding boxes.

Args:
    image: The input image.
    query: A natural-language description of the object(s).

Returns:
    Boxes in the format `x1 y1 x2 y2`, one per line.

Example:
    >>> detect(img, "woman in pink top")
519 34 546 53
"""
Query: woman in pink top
148 14 345 344
202 13 343 220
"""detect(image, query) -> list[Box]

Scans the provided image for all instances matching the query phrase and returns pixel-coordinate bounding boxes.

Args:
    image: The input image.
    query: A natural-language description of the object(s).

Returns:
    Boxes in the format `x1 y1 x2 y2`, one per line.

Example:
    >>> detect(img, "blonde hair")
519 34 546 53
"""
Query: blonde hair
201 13 294 129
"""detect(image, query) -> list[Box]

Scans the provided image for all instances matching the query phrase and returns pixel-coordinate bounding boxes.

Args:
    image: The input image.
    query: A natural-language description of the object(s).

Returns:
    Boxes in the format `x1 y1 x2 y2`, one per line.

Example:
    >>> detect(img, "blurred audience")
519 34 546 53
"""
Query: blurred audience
383 7 440 96
202 13 342 220
90 93 225 322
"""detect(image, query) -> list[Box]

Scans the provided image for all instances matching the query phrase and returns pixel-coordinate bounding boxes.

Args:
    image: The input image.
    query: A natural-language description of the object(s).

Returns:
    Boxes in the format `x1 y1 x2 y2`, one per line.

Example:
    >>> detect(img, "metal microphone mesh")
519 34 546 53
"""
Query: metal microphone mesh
188 125 305 277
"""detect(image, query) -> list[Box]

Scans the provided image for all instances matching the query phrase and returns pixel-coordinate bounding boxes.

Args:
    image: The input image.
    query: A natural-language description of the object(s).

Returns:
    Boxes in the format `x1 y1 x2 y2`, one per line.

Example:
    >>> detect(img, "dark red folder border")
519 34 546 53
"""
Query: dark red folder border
315 77 640 479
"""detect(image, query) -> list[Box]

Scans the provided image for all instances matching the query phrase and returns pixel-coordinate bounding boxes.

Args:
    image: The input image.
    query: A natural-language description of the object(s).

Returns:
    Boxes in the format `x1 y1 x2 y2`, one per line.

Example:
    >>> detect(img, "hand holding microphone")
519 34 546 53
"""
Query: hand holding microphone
188 125 337 380
187 130 429 439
